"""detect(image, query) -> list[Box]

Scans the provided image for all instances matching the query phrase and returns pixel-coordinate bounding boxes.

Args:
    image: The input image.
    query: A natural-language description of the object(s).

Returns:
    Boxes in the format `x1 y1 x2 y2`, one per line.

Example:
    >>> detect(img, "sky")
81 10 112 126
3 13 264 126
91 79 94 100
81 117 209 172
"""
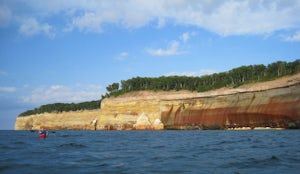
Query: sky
1 0 300 130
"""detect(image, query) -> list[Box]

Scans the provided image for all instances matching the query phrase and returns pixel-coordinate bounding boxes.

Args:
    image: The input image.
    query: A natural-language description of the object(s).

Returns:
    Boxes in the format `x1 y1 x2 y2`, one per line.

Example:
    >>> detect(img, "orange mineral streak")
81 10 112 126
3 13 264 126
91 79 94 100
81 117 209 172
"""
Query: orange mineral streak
161 86 300 129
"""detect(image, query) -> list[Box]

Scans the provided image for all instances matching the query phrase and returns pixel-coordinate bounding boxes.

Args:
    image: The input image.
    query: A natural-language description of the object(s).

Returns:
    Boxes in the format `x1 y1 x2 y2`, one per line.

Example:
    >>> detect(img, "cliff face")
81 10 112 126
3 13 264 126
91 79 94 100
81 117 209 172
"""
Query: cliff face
15 110 100 130
15 73 300 130
161 85 300 129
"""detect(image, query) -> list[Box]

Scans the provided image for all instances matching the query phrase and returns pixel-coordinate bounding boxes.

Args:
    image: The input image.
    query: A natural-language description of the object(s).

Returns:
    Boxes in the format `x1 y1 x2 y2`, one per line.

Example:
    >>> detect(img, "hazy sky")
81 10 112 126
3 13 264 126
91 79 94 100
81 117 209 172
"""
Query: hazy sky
1 0 300 129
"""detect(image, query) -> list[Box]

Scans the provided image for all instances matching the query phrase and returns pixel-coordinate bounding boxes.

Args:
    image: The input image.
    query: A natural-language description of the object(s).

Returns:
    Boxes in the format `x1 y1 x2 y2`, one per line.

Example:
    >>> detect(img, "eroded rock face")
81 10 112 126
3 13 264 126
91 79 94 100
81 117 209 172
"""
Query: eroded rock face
134 112 152 130
15 110 100 130
15 73 300 130
161 85 300 129
152 118 164 130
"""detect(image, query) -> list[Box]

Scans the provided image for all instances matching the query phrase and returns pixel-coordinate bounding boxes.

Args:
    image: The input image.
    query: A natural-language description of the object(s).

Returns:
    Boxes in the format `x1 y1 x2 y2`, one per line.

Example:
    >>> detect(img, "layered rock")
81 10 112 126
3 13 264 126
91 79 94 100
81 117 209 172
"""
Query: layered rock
160 74 300 129
15 73 300 130
14 110 100 130
161 85 300 129
95 97 162 130
134 112 152 130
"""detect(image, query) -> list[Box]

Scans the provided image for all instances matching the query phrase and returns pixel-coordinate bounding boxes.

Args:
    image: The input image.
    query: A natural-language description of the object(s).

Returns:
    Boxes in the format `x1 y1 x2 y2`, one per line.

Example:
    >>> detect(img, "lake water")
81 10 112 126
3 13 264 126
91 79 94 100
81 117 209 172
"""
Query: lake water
1 130 300 174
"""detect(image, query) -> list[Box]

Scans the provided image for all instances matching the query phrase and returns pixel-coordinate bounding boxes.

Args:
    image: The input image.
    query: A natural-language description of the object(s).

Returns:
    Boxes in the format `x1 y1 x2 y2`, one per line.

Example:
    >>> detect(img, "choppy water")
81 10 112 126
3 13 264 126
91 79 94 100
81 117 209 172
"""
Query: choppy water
0 130 300 174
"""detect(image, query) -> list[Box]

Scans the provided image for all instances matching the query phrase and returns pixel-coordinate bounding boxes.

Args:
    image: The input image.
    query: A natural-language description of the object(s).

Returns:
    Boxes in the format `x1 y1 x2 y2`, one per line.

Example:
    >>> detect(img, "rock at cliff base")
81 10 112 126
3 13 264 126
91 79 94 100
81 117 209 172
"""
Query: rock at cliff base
134 112 151 130
152 118 164 130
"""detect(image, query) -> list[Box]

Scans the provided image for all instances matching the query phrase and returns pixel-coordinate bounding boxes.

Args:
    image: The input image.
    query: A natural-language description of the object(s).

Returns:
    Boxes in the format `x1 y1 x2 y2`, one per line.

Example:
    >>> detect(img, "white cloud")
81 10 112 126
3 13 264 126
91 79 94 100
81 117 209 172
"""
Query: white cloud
284 31 300 42
116 52 129 61
19 18 55 38
156 18 166 29
199 69 217 76
147 41 182 56
165 69 216 77
147 31 193 56
4 0 300 36
0 5 12 27
165 72 197 77
68 12 105 33
0 70 8 76
180 32 190 43
180 31 197 43
21 84 103 105
0 87 16 93
64 0 300 36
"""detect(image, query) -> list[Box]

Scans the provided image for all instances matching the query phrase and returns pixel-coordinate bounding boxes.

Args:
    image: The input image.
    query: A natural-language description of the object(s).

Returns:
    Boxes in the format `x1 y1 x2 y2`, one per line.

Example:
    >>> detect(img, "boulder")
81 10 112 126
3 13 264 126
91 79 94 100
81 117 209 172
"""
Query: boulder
152 118 164 130
134 112 151 130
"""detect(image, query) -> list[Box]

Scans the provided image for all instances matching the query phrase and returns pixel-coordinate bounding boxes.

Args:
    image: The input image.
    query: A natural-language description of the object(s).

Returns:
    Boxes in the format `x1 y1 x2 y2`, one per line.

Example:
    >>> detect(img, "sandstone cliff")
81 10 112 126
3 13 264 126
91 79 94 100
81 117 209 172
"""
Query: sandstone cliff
15 73 300 130
14 110 100 130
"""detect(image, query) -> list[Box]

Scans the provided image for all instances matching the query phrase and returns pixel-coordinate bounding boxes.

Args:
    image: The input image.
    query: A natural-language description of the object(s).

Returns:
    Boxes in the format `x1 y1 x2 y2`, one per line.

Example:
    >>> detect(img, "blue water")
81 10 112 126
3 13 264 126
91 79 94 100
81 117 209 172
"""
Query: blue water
1 130 300 174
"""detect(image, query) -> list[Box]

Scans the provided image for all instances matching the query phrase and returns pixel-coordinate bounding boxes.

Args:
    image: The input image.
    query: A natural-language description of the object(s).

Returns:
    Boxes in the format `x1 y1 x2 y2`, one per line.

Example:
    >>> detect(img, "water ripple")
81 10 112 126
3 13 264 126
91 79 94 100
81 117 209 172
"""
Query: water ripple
58 143 87 148
0 130 299 173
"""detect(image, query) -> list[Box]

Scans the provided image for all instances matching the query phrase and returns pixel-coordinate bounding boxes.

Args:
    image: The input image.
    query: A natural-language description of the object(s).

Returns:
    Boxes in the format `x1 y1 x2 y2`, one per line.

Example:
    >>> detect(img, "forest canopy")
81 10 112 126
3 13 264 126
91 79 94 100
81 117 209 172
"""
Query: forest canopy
104 60 300 97
19 100 101 117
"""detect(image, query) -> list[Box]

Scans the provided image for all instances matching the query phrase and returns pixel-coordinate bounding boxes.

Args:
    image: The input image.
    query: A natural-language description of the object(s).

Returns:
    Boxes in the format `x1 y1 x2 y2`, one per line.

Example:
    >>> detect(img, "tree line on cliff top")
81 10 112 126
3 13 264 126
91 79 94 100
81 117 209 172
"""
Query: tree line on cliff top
19 100 101 117
19 60 300 117
105 60 300 97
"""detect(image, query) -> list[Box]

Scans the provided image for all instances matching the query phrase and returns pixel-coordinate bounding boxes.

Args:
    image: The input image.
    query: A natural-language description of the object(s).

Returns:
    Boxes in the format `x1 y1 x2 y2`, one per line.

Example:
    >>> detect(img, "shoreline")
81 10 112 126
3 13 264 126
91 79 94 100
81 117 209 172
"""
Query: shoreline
227 127 285 130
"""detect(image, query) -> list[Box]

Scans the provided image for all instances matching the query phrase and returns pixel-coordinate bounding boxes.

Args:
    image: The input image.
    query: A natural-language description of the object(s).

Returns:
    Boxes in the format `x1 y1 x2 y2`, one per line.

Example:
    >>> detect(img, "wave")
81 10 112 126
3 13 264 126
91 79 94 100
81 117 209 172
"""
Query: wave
58 143 87 148
222 155 280 169
13 141 26 145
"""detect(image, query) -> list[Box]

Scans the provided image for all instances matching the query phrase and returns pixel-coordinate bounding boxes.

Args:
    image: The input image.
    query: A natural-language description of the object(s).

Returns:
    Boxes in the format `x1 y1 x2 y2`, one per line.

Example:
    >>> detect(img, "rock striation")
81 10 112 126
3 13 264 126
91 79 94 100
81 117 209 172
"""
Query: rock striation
15 73 300 130
161 85 300 129
14 110 100 130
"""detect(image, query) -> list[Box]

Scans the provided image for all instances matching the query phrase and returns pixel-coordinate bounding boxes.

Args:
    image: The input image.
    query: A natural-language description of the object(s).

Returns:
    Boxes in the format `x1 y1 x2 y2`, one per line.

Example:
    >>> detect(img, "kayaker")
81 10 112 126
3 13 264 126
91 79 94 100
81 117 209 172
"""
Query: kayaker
39 128 48 138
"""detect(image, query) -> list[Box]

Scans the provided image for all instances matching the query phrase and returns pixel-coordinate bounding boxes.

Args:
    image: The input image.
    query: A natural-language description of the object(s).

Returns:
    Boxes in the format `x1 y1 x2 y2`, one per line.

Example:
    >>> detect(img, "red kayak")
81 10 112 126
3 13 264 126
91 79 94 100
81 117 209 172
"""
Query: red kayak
39 129 48 138
39 134 47 138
